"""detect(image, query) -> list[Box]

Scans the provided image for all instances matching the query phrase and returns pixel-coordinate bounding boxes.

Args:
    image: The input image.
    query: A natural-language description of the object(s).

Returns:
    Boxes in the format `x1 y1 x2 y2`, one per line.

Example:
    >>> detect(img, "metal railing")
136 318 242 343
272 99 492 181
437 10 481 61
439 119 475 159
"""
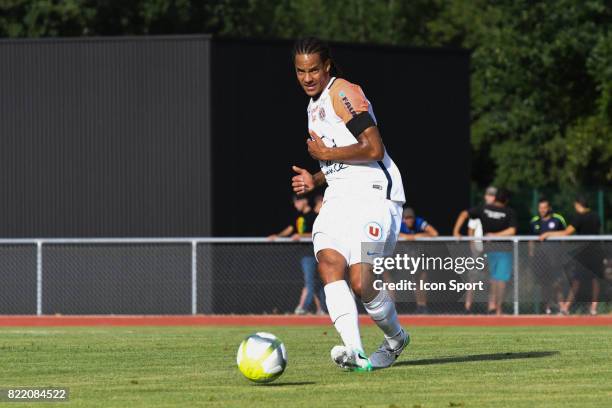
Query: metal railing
0 236 610 315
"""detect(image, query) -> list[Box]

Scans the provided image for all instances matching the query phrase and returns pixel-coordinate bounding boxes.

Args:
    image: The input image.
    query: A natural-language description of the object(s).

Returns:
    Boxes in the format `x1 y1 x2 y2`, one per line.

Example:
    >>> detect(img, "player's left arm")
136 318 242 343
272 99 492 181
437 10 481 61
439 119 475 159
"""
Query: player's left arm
419 224 439 237
307 80 384 162
290 231 312 241
539 225 575 241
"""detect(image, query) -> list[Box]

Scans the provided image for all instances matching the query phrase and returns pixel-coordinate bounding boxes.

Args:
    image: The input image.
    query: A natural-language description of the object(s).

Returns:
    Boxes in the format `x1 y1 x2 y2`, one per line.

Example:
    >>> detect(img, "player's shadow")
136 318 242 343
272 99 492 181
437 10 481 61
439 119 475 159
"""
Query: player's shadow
395 351 559 367
262 381 316 387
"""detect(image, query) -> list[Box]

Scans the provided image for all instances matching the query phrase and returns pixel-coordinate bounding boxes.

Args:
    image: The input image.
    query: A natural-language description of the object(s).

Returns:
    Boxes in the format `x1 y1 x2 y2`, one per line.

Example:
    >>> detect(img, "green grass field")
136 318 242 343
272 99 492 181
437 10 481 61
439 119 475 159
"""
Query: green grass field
1 325 611 407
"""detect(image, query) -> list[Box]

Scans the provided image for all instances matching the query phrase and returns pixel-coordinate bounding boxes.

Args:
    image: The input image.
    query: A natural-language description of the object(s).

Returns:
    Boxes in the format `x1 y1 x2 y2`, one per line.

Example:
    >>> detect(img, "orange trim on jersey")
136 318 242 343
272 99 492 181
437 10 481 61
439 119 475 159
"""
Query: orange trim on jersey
329 78 370 124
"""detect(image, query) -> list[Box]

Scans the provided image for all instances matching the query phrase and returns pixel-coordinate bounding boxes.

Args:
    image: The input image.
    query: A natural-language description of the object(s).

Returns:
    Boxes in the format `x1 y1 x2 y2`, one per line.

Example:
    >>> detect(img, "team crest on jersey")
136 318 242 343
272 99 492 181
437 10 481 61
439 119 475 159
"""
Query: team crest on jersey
318 107 326 121
310 107 318 122
365 222 383 241
548 221 556 229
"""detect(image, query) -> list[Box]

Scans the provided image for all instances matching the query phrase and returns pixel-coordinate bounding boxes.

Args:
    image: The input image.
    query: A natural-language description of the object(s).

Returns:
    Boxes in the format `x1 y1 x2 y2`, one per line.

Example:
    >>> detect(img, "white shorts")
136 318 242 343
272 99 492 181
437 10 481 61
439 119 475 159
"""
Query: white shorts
312 196 402 266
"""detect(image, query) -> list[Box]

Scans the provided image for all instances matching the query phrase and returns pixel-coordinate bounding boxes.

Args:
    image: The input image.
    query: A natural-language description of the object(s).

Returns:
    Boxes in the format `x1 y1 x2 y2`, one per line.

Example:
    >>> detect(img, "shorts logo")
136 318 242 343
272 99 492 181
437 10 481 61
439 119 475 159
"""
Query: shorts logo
365 222 383 241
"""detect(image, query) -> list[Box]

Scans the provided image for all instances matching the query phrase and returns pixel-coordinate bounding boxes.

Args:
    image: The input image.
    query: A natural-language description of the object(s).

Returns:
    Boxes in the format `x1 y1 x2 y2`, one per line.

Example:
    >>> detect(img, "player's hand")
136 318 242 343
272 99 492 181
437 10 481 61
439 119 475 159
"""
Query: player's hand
290 233 301 241
267 234 278 241
539 232 550 241
307 130 330 160
292 165 315 196
452 230 462 238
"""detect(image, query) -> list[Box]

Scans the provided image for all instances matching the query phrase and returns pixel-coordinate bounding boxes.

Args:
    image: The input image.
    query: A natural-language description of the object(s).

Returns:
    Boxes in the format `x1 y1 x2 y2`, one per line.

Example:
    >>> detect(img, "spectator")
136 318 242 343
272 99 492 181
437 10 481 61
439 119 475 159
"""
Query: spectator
453 186 498 238
454 186 497 314
268 195 325 315
540 195 602 315
399 207 438 314
399 207 438 240
468 189 517 315
529 197 567 314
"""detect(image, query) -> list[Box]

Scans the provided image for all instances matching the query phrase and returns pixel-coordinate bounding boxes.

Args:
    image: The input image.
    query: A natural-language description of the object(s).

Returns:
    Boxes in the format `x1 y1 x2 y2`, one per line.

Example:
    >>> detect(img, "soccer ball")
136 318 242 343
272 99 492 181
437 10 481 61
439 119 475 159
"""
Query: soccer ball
236 332 287 383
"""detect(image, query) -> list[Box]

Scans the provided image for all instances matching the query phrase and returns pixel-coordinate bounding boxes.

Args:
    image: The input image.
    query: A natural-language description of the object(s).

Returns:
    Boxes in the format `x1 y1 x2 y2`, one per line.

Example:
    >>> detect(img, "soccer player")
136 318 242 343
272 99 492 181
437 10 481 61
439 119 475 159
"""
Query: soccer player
290 37 409 371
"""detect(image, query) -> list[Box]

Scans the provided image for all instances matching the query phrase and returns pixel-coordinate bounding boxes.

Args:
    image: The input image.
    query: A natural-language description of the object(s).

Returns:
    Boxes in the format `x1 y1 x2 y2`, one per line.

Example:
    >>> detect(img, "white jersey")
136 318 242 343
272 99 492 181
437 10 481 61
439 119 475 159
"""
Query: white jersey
307 77 405 204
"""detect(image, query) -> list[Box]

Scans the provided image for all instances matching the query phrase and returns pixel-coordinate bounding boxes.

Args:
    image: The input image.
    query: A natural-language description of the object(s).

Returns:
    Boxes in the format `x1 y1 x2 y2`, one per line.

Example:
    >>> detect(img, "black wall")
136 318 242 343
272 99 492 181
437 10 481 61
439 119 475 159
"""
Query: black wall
211 39 470 236
0 36 469 238
0 36 212 237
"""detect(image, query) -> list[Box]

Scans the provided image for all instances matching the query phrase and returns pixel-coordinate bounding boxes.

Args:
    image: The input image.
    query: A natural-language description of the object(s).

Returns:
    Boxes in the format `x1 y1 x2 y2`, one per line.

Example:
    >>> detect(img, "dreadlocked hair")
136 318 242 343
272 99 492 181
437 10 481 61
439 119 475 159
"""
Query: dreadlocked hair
292 37 341 76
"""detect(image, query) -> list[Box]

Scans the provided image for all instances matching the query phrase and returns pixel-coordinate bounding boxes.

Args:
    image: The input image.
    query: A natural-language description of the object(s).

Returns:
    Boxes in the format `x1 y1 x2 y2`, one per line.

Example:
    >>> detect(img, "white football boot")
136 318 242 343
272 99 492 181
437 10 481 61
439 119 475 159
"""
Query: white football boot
330 345 373 372
369 329 410 369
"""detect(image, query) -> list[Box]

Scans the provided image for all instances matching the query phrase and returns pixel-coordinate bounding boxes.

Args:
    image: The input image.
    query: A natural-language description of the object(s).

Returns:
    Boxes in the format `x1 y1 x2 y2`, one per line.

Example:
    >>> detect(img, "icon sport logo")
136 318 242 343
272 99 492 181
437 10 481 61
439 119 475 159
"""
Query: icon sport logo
364 222 383 241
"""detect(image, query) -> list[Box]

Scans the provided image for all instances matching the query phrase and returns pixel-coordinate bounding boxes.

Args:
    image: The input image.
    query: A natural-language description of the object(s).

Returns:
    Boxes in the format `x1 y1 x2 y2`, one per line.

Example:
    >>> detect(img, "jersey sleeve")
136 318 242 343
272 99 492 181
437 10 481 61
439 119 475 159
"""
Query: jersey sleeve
553 213 567 229
329 79 371 123
416 217 429 232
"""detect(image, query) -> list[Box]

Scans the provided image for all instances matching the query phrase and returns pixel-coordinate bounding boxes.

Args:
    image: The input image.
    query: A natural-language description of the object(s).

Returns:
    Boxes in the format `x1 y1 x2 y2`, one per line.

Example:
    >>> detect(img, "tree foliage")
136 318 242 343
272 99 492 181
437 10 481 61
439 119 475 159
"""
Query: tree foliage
1 0 610 190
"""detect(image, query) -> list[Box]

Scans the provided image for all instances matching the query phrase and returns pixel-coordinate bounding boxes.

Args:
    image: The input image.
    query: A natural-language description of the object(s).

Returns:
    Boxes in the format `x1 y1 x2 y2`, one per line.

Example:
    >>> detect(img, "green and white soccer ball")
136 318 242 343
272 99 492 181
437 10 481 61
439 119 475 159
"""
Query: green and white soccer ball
236 332 287 383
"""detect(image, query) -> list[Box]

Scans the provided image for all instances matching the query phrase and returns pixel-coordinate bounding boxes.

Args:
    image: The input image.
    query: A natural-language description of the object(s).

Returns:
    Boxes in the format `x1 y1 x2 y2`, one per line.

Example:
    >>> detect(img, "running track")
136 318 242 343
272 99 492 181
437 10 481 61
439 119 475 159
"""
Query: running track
0 315 610 327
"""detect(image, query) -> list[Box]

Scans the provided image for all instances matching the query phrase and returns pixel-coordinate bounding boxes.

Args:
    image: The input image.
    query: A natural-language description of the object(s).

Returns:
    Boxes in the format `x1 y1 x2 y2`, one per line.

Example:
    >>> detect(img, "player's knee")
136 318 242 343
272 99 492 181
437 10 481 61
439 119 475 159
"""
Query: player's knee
350 279 362 298
317 251 346 284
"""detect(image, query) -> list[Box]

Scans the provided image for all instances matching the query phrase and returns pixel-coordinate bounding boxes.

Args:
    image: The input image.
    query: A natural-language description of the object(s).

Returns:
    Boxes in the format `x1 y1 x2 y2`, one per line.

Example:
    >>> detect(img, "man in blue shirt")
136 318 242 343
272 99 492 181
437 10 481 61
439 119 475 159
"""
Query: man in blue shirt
530 198 566 235
529 197 567 314
399 207 438 240
399 207 438 313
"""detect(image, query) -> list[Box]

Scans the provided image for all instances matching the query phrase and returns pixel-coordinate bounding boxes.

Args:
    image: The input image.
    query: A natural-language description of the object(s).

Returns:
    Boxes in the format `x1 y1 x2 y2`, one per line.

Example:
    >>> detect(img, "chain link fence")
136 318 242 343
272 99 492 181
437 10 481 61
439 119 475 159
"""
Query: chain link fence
0 237 610 315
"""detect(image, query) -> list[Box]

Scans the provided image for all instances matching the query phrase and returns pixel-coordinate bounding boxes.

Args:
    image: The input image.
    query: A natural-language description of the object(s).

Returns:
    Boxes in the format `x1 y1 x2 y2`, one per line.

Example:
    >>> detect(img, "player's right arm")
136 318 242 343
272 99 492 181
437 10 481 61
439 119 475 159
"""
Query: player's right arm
268 225 294 241
291 165 326 196
539 225 575 241
452 210 469 237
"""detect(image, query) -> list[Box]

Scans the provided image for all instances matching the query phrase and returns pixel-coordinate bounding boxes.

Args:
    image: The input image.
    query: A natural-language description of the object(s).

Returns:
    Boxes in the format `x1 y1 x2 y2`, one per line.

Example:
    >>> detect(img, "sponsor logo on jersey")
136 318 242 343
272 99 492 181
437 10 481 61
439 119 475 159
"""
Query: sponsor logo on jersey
483 209 507 220
338 91 357 117
365 222 383 241
318 107 326 121
321 162 348 176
